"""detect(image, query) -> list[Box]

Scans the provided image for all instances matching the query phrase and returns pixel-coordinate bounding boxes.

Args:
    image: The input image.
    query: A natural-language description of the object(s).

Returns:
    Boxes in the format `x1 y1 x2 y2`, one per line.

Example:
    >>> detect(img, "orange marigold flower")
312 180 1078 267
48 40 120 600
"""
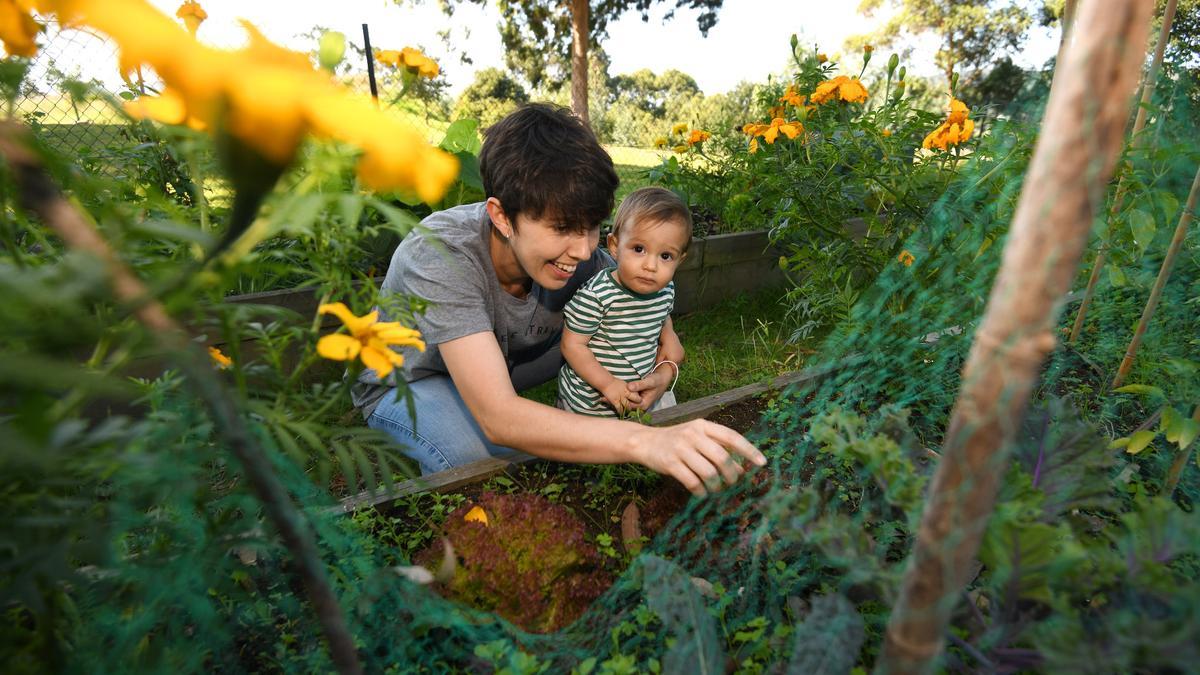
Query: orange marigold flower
760 118 802 144
897 250 915 266
316 302 425 378
686 128 710 145
779 84 805 108
810 75 869 104
816 53 827 63
881 128 892 137
922 96 975 150
175 0 205 36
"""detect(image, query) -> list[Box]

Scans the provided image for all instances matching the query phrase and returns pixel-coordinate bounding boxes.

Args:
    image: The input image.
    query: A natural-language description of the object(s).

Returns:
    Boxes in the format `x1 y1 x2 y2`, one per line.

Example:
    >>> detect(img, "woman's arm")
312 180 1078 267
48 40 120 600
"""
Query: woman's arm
561 327 637 413
440 331 764 495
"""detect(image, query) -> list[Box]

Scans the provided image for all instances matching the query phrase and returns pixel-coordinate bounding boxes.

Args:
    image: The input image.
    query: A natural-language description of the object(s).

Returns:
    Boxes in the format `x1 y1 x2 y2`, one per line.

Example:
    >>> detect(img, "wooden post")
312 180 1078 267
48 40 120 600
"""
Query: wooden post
362 23 379 102
1164 405 1200 497
1055 0 1078 66
1111 163 1200 388
570 0 590 125
877 2 1154 673
1068 0 1178 343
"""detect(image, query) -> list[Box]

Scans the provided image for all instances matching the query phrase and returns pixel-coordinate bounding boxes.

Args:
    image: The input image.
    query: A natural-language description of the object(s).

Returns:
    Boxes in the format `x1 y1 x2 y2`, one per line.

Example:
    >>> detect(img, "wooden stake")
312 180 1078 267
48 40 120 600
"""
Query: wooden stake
877 2 1153 673
1111 164 1200 388
1068 0 1178 343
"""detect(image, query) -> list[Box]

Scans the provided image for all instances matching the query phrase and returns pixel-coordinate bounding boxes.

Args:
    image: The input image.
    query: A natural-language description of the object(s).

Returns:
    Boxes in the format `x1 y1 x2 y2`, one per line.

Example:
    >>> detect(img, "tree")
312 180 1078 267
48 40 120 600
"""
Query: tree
430 0 725 125
452 68 529 128
852 0 1036 87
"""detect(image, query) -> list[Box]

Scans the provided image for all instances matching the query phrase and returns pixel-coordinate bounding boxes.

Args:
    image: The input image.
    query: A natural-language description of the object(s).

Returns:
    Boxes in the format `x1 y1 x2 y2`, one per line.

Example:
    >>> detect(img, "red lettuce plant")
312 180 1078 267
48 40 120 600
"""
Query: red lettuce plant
417 492 611 633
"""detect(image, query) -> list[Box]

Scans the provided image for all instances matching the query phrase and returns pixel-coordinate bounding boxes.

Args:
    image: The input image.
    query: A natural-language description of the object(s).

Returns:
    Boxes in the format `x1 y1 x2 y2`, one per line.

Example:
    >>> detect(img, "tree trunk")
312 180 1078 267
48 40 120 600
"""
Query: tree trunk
876 2 1154 673
570 0 590 126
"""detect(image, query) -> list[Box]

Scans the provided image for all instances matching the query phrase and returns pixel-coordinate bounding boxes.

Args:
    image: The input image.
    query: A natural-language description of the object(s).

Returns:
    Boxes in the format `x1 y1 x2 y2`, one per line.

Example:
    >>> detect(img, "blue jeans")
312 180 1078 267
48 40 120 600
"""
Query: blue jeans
367 375 532 476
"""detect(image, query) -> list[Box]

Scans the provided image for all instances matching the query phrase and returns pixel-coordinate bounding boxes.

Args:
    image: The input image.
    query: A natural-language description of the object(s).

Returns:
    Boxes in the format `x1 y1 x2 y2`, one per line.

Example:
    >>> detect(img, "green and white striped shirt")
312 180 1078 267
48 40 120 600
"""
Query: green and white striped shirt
558 267 674 416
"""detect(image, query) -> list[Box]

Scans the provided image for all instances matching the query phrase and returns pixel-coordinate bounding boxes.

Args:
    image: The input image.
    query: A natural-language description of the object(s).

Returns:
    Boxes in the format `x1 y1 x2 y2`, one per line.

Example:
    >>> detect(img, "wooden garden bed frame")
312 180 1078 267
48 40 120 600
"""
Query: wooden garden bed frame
331 358 852 514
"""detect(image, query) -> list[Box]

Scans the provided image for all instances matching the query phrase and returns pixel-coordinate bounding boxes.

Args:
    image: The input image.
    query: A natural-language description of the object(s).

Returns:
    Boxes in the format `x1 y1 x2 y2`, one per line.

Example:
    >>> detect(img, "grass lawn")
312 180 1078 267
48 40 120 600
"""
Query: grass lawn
606 144 666 206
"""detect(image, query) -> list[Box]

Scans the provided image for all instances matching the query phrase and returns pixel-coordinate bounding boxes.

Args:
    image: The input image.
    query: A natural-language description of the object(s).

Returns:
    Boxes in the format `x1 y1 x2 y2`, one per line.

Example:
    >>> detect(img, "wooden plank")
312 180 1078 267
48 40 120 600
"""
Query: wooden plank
333 360 851 512
331 455 537 514
702 231 780 267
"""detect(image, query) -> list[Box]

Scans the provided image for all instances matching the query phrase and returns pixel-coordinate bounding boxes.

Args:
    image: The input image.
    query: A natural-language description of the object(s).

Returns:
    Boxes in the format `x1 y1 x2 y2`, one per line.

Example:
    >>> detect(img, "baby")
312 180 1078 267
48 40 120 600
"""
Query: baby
558 187 691 416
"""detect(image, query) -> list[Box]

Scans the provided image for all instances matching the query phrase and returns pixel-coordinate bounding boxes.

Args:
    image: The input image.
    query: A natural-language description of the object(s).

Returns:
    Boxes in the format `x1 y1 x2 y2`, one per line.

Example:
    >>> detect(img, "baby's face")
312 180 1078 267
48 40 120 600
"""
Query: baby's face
607 217 689 295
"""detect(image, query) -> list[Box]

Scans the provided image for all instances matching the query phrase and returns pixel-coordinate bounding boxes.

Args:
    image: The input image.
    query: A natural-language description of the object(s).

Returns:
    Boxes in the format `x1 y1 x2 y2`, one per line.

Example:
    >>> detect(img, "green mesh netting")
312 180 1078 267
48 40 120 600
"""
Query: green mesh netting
4 36 1200 675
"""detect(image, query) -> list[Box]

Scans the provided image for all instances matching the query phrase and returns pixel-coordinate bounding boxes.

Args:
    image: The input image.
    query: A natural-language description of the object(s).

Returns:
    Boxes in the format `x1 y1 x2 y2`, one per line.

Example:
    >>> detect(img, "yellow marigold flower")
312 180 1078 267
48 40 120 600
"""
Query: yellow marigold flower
671 122 689 135
947 96 969 124
0 0 42 57
779 85 805 108
208 346 232 368
686 128 710 145
760 118 802 144
63 0 458 201
810 75 869 105
175 0 205 36
881 128 892 137
653 137 667 149
922 97 974 151
897 250 915 267
375 49 400 68
464 505 488 525
816 53 827 63
672 144 690 153
316 302 425 378
399 46 438 78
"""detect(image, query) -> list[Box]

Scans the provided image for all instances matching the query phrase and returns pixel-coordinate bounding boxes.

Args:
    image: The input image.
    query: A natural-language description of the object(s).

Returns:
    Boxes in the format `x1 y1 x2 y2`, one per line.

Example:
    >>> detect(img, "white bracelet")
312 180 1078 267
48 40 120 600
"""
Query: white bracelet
651 360 680 392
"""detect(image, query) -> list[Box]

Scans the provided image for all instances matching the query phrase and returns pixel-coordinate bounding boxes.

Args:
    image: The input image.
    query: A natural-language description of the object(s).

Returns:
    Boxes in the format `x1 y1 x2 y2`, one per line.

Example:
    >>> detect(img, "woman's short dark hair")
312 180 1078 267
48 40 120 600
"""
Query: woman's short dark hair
480 103 619 233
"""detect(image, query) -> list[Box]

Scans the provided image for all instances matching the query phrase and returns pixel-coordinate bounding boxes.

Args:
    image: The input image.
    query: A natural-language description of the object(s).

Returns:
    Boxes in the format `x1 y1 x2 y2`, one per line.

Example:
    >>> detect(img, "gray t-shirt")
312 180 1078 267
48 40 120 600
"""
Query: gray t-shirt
351 202 613 418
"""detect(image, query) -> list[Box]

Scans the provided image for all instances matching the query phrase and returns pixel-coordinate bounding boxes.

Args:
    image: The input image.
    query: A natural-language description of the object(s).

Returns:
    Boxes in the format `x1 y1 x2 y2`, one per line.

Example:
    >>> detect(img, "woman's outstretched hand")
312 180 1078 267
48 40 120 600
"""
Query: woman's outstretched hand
625 419 767 496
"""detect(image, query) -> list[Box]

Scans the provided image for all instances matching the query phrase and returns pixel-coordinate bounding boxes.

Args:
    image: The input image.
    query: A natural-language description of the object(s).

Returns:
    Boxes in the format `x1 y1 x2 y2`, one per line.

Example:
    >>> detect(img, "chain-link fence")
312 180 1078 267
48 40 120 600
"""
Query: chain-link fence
14 19 149 156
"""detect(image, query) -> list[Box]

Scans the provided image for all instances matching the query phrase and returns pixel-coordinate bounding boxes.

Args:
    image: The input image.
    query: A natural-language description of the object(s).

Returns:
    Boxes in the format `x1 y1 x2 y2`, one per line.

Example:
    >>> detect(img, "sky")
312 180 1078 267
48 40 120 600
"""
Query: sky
122 1 1058 97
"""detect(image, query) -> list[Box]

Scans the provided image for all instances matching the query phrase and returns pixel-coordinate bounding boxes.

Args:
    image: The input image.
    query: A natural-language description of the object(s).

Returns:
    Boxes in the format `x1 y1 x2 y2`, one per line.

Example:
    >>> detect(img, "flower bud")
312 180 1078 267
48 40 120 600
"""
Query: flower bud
887 53 899 75
897 66 906 81
817 53 828 64
790 33 799 53
318 31 347 72
950 70 960 91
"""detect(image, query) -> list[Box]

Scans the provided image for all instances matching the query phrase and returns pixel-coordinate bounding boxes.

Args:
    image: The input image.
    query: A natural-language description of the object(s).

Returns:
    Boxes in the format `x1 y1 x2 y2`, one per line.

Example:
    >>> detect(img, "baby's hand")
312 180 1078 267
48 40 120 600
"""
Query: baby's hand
602 380 641 414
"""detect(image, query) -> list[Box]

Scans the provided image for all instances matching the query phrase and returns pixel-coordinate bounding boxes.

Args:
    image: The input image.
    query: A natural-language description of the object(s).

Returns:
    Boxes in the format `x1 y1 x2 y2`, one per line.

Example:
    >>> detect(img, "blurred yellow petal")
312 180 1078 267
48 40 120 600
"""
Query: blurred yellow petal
317 333 362 361
0 0 42 57
318 302 378 337
359 345 395 378
464 506 488 525
224 65 309 164
208 345 232 368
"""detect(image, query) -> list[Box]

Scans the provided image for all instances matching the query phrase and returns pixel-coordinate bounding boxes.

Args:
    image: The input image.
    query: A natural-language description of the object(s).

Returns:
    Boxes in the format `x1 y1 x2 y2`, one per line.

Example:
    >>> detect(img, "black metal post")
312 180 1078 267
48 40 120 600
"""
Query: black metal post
362 23 378 101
